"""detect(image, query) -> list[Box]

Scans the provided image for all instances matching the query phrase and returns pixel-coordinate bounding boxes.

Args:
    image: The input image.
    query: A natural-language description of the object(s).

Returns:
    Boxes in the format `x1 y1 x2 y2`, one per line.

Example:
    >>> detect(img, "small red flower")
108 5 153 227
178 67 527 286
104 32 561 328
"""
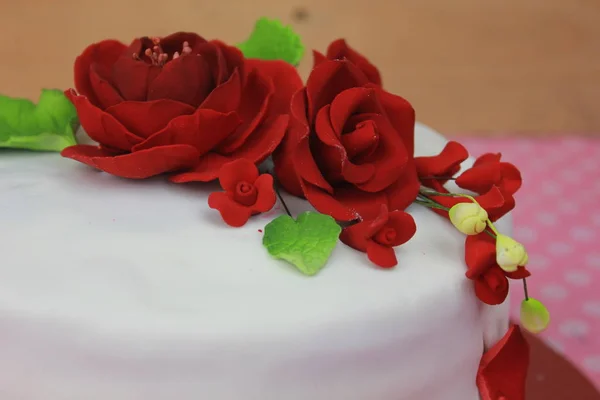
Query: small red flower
208 159 276 227
415 141 469 192
340 204 416 268
465 233 530 305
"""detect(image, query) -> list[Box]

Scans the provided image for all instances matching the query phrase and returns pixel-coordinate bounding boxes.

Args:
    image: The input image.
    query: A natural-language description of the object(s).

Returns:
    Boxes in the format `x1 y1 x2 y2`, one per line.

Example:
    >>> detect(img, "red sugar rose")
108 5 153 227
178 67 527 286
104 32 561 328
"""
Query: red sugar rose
313 39 382 86
340 204 416 268
274 58 420 222
208 159 276 227
415 141 469 192
465 233 530 305
61 32 302 180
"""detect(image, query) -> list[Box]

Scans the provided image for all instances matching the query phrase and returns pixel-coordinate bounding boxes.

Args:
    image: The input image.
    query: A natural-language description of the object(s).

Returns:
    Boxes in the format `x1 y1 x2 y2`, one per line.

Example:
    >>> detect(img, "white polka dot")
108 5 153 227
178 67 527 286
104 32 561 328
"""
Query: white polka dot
546 337 564 353
547 242 573 255
583 301 600 317
541 182 562 195
528 254 550 270
559 319 589 337
570 226 596 242
564 270 591 286
514 226 537 243
541 284 568 300
583 356 600 372
586 253 600 269
536 211 558 226
557 202 578 214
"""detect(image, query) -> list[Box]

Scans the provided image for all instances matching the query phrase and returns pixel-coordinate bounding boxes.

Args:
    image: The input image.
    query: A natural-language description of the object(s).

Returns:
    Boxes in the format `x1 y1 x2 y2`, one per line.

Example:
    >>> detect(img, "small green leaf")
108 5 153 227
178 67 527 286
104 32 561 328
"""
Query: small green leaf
237 17 305 65
263 211 341 276
0 89 78 152
520 297 550 334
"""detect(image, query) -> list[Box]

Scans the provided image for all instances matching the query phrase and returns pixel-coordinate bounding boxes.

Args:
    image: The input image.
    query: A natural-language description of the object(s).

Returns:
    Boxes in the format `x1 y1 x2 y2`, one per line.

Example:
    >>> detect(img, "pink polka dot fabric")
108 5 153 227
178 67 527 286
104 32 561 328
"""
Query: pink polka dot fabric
455 136 600 388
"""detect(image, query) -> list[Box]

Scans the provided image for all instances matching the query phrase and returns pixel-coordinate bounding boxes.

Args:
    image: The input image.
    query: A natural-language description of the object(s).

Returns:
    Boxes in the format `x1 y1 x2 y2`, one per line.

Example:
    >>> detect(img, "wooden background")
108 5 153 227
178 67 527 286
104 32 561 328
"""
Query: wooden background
1 0 599 136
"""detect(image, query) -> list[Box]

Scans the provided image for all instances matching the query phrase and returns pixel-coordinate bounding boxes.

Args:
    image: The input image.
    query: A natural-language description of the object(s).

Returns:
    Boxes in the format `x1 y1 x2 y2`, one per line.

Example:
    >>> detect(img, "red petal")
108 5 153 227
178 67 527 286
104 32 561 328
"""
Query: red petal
326 39 382 86
456 163 502 194
499 163 522 195
369 85 415 155
305 59 370 121
366 241 397 268
465 233 497 279
415 141 469 180
61 145 115 168
505 267 531 279
245 59 304 116
295 137 335 193
218 159 259 192
199 69 242 113
340 223 370 252
385 211 416 246
208 191 252 227
133 108 240 155
477 186 507 212
89 67 123 108
474 266 509 305
63 144 200 179
474 153 502 167
105 100 195 139
212 41 245 84
251 174 277 213
384 161 421 212
111 49 159 101
329 87 380 135
170 153 229 183
216 69 272 154
66 89 142 151
158 32 208 55
74 40 127 107
147 55 213 106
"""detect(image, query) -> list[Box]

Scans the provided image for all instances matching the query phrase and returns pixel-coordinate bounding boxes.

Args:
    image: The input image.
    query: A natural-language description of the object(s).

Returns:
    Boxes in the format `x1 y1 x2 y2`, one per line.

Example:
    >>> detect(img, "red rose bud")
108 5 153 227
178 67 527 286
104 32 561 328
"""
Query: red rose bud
208 159 277 227
340 204 416 268
62 32 302 181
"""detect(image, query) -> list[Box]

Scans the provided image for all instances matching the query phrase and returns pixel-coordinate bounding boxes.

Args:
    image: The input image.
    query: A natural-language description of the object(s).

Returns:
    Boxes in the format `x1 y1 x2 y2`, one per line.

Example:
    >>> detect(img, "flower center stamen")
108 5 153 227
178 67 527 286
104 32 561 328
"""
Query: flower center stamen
132 38 193 66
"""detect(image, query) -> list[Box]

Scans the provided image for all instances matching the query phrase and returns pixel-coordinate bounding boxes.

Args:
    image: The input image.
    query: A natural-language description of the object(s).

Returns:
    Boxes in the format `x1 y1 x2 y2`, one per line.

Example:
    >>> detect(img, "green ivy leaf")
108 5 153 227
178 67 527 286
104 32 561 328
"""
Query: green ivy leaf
263 211 341 276
0 89 78 152
237 17 305 65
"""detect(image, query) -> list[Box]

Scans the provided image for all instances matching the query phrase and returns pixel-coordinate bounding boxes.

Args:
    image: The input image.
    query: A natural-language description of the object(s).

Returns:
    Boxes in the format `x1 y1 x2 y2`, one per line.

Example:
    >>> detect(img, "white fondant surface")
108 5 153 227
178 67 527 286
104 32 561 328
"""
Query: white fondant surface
0 123 509 400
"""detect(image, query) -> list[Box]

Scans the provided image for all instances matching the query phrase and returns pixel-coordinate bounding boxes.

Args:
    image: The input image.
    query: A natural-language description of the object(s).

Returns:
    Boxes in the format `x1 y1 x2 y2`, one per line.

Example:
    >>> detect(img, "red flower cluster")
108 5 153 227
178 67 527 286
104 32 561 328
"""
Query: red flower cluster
415 141 522 222
208 159 276 227
465 233 530 305
61 32 302 181
340 205 416 268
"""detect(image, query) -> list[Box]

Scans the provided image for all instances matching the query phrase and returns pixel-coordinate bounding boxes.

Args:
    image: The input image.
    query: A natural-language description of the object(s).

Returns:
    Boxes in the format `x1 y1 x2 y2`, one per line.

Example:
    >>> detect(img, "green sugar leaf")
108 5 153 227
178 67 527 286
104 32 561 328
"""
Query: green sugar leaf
263 211 342 276
0 89 78 152
237 17 305 65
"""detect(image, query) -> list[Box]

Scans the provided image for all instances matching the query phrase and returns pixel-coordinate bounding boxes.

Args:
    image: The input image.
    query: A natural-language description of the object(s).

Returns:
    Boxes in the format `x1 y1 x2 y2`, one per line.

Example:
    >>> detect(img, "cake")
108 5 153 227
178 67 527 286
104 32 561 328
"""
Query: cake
0 18 546 400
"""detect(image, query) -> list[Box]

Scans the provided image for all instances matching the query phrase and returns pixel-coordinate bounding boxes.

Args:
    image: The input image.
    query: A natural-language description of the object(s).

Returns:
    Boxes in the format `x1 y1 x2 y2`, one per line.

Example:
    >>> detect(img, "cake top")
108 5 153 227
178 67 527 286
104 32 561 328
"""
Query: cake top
0 17 547 394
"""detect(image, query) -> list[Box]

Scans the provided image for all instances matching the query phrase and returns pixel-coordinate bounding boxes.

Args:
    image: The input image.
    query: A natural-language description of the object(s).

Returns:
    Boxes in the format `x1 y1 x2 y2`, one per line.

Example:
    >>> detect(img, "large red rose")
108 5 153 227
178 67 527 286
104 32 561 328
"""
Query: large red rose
273 58 420 221
61 32 303 180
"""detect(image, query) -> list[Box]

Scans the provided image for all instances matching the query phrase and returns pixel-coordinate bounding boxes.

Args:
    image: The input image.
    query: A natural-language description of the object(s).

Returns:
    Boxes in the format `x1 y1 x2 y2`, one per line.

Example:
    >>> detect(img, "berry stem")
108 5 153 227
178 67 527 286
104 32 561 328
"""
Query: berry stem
273 181 292 217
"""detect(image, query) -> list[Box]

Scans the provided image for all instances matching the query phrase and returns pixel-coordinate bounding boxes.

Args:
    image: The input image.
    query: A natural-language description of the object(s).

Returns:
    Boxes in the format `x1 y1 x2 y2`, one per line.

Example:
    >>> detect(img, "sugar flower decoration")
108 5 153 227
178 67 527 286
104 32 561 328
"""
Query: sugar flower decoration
208 159 276 227
449 202 489 235
495 234 529 272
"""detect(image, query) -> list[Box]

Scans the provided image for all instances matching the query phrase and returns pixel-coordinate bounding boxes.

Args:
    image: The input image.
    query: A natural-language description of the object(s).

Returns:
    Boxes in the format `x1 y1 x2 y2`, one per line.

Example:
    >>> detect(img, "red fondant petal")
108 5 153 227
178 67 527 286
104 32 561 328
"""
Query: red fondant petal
385 211 416 247
218 159 259 192
329 87 379 135
211 41 245 84
474 266 509 305
208 191 253 227
158 32 208 55
384 162 421 212
147 55 213 107
301 181 360 221
217 69 272 154
170 153 229 183
199 69 242 114
499 163 522 195
74 39 127 107
474 153 502 167
456 163 502 194
366 241 397 268
133 108 240 155
245 59 304 116
89 67 123 109
369 85 415 155
105 100 195 139
63 144 199 179
312 50 327 68
111 51 159 101
61 145 115 168
326 39 382 86
66 89 142 151
465 233 497 279
305 59 370 121
415 141 469 179
505 268 531 279
340 222 370 252
227 114 290 166
251 174 277 213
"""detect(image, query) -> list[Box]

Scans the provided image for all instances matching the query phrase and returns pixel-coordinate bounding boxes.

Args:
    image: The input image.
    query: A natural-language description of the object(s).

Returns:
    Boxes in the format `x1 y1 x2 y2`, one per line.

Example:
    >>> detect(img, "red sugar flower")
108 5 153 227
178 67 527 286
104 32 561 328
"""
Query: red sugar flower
465 232 530 305
415 141 469 192
208 159 276 227
456 153 522 196
340 204 416 268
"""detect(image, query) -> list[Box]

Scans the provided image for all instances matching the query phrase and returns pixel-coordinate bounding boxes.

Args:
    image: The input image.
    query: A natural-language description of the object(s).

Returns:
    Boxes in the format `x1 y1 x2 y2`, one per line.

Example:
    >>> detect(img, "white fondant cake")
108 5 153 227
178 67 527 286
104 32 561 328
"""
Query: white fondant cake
0 123 509 400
